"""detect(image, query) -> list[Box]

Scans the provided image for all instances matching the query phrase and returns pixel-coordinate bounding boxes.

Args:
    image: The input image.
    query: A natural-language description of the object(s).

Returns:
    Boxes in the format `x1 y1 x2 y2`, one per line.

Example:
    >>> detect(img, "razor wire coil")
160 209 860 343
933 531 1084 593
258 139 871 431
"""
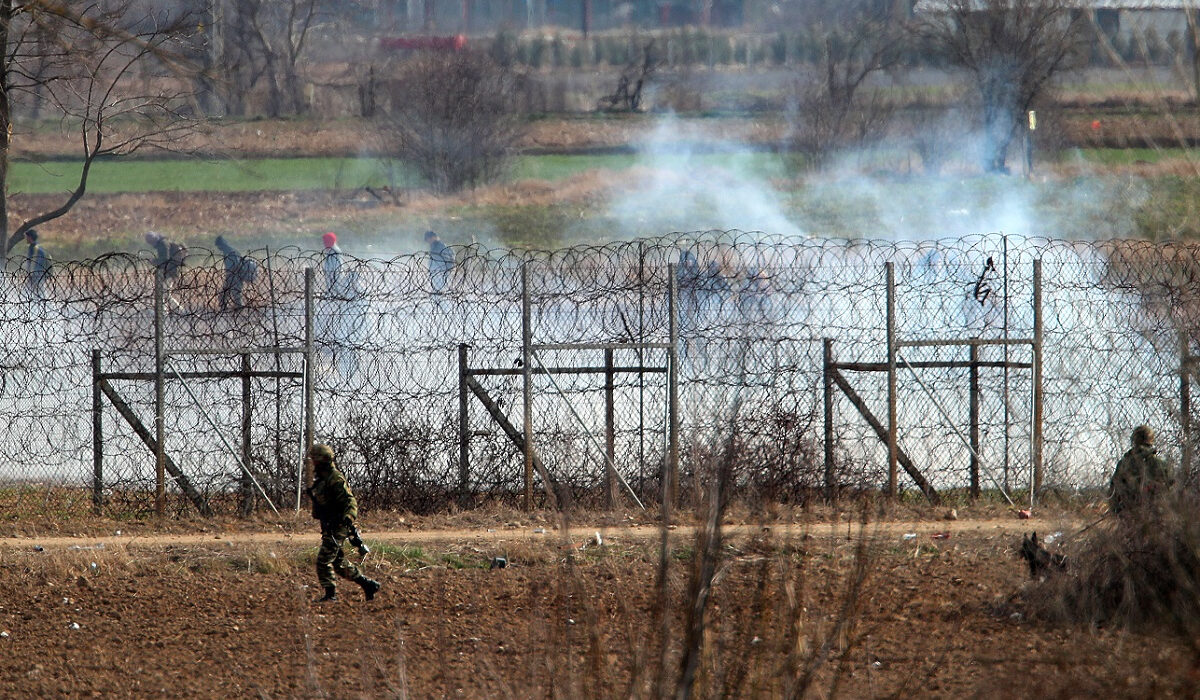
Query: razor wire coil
0 230 1195 517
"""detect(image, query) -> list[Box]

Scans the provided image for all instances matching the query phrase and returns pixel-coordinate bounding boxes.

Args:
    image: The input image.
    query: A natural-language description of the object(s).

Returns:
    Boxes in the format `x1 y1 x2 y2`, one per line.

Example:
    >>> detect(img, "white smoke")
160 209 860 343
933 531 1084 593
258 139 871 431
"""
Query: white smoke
588 112 1149 244
596 113 807 238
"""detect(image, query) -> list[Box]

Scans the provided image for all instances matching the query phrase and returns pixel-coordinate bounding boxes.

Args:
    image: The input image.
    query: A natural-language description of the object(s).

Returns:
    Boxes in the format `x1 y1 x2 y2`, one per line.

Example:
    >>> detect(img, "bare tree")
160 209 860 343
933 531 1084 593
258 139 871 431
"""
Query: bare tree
1 2 202 256
209 0 324 117
916 0 1085 173
597 40 659 112
378 50 525 194
789 0 907 165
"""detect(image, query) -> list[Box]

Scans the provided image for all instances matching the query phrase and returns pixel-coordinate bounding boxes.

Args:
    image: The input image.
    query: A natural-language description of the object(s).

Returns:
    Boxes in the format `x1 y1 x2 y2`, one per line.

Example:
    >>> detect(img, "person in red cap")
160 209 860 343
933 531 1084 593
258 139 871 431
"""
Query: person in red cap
321 232 345 295
318 231 362 377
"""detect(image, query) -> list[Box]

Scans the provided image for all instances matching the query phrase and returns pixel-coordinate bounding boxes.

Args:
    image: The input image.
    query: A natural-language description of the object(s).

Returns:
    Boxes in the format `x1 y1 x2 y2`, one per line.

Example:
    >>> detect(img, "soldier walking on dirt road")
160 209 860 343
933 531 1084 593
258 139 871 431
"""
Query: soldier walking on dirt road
306 443 381 603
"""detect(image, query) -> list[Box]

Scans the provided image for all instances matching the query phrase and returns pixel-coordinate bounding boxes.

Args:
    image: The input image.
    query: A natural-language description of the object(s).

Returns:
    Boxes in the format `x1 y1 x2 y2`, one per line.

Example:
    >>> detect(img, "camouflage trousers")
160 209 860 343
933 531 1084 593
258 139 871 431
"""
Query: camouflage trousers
316 521 362 589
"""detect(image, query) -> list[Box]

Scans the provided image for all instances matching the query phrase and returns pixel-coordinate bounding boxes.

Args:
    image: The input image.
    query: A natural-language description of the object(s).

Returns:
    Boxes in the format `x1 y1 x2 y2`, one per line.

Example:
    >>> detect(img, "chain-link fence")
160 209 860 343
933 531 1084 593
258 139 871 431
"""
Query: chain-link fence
1 231 1195 518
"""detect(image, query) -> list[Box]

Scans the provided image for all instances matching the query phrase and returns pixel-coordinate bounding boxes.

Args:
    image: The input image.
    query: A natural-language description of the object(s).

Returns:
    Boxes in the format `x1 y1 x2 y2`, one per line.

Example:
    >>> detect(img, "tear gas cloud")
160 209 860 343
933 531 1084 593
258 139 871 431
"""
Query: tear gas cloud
591 112 1147 244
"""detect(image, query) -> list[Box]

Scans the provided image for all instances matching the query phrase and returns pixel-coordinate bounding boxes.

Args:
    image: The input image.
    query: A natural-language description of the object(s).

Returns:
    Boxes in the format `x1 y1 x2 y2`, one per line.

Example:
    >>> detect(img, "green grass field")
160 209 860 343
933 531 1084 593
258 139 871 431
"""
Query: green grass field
10 152 794 194
11 149 1200 251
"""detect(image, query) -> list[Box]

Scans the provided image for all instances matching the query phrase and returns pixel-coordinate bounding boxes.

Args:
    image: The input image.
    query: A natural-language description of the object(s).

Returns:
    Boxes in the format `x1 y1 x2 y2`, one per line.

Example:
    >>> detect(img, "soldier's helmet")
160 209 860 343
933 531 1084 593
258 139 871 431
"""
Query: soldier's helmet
1132 425 1155 446
308 443 335 468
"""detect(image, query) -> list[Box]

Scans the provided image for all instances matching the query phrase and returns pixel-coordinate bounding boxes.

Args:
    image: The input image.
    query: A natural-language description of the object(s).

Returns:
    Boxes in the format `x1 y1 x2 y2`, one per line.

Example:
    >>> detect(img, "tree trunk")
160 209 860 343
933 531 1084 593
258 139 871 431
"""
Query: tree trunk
1189 9 1200 103
0 0 11 261
981 103 1014 174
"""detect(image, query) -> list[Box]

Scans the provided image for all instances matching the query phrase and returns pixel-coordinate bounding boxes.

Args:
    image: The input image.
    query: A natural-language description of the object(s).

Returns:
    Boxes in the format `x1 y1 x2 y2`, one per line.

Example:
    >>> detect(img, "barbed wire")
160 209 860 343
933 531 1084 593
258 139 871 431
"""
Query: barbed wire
0 230 1195 517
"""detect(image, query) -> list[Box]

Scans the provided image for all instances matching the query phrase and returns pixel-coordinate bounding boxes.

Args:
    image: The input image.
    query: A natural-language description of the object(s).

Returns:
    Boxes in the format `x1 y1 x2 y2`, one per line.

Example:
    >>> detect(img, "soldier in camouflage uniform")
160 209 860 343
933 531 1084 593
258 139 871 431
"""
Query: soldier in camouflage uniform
306 444 381 602
1110 425 1173 517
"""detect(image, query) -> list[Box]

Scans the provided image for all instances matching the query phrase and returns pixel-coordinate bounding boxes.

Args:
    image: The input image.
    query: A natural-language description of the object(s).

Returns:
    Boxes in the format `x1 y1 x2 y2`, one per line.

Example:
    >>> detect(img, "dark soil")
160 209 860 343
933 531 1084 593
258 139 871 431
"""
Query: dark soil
1 513 1196 698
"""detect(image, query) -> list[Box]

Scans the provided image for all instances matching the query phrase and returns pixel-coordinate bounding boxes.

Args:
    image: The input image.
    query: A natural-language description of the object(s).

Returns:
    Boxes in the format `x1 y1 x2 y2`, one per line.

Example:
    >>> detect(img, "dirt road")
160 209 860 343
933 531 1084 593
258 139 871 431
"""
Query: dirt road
0 515 1083 549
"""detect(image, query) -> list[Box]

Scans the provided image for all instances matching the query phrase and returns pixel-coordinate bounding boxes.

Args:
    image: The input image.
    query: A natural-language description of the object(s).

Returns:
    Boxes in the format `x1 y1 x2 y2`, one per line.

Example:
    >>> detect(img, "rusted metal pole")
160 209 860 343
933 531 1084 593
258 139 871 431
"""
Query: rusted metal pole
154 268 165 516
886 261 898 498
92 349 103 515
522 263 534 510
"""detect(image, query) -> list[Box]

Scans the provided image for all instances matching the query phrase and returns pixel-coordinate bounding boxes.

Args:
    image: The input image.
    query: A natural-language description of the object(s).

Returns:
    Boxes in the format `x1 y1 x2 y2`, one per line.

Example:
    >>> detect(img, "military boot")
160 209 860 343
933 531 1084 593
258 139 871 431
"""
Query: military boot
318 586 337 602
357 576 381 601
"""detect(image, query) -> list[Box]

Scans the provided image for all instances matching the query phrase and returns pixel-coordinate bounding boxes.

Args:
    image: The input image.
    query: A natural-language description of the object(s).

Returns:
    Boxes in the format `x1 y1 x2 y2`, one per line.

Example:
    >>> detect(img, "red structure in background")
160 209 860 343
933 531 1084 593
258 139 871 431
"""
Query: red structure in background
379 35 467 52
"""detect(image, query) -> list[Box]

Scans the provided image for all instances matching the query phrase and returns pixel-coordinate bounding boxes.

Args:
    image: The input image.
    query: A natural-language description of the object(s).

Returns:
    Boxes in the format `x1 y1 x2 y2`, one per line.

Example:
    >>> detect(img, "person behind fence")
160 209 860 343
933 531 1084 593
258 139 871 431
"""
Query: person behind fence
306 443 381 603
737 265 771 320
215 235 257 311
1110 425 1173 517
424 230 454 294
23 228 51 300
145 230 186 310
319 231 363 377
678 246 701 315
321 231 343 294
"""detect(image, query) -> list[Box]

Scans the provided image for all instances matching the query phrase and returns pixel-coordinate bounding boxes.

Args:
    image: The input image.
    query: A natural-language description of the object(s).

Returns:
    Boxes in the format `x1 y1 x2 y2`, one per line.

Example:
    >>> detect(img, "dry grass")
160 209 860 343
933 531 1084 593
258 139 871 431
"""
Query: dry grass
1021 493 1200 639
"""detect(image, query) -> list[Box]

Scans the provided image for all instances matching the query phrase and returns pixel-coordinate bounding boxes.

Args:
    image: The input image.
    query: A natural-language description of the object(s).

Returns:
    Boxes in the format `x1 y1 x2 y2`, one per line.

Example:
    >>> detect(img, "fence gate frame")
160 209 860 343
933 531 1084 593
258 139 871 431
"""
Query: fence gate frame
823 259 1044 505
456 263 681 512
91 269 316 516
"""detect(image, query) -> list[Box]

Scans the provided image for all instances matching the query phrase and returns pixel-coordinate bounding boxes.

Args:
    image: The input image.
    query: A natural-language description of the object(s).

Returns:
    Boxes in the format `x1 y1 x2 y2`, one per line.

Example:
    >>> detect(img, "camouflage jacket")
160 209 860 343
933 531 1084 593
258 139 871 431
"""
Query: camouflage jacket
1110 444 1172 514
310 467 358 528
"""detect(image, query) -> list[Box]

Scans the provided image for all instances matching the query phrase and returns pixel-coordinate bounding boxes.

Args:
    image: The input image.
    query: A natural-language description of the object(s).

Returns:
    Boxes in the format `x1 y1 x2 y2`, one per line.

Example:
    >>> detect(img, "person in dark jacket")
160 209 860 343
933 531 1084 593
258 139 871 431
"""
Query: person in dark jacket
424 230 454 294
23 229 50 300
145 230 185 311
1110 425 1173 518
306 443 381 602
215 235 256 311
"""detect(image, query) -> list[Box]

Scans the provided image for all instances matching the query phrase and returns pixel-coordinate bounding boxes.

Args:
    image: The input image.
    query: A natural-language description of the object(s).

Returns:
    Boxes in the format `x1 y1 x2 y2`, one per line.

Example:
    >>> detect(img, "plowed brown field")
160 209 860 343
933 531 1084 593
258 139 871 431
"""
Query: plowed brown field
1 511 1196 698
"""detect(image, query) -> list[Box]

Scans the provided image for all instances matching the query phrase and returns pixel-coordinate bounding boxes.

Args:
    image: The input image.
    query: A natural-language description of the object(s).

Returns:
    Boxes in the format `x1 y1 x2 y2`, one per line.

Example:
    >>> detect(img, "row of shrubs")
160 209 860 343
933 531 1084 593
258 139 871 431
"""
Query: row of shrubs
487 26 1195 70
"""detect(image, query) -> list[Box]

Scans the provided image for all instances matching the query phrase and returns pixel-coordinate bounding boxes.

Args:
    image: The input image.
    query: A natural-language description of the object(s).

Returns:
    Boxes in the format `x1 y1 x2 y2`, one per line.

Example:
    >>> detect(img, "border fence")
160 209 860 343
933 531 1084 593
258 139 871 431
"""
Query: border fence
1 230 1196 518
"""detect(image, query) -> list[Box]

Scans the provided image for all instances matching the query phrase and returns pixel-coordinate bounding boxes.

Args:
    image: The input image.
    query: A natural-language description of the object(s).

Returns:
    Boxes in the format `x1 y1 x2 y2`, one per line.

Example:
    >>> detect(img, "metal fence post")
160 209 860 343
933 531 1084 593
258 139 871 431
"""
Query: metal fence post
823 338 834 502
521 262 534 510
92 349 103 516
240 353 252 517
667 262 679 511
1182 330 1192 480
885 261 898 498
605 347 617 508
458 343 470 509
1032 258 1043 496
969 343 980 500
303 267 315 497
154 268 165 516
304 268 315 446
